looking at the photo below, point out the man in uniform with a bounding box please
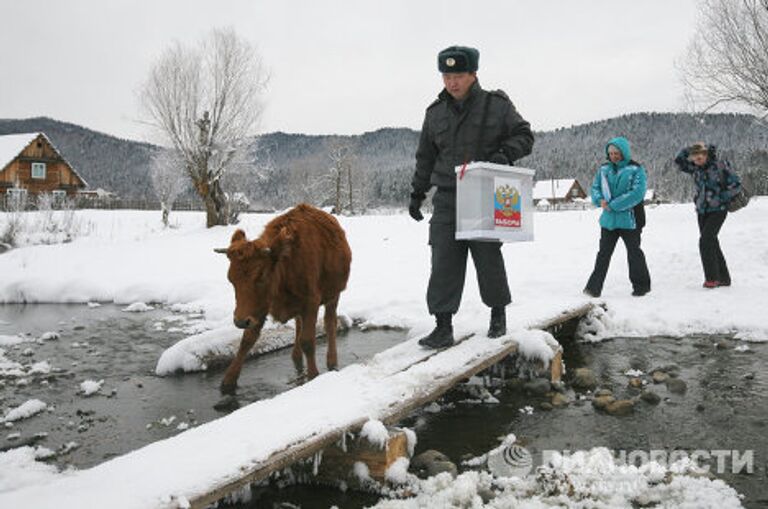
[409,45,534,349]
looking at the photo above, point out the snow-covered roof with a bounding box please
[79,187,115,198]
[0,133,40,171]
[0,132,88,187]
[533,179,578,200]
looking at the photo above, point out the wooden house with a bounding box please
[533,179,587,206]
[0,132,87,202]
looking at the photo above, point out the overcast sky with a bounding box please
[0,0,701,142]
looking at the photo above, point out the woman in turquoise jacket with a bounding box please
[584,137,651,297]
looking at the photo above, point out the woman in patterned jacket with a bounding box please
[675,142,742,288]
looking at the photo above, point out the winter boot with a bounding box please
[487,306,507,338]
[419,313,454,349]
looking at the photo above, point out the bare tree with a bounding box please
[679,0,768,115]
[324,139,359,214]
[149,149,187,227]
[141,27,268,227]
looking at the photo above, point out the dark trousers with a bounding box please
[586,228,651,295]
[697,210,730,283]
[427,222,511,315]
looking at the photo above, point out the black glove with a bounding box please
[489,150,510,165]
[409,193,424,222]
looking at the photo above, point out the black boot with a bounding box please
[487,306,506,338]
[419,313,454,349]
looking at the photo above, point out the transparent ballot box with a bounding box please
[454,162,535,242]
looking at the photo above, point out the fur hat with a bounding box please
[437,46,479,73]
[689,142,709,155]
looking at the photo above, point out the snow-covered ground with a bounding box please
[372,445,744,509]
[2,201,766,342]
[0,200,766,507]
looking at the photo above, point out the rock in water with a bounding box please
[411,449,457,479]
[665,378,688,394]
[640,390,661,405]
[523,378,552,396]
[550,393,569,408]
[572,368,598,390]
[592,395,615,410]
[605,399,635,416]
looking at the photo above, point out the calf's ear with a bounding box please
[270,227,294,261]
[231,229,247,243]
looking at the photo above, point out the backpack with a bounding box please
[628,160,646,229]
[719,164,750,212]
[633,201,646,229]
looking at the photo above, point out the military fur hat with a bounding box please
[437,46,479,73]
[689,142,709,155]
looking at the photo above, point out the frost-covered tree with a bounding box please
[321,139,364,214]
[326,140,352,214]
[679,0,768,115]
[141,27,268,227]
[149,149,187,227]
[0,190,26,248]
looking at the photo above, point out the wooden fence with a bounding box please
[0,194,205,212]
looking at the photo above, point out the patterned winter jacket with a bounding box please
[674,145,742,214]
[590,137,647,231]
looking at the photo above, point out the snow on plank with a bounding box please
[0,304,592,509]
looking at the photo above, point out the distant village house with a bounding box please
[78,188,117,201]
[0,132,87,205]
[533,179,587,208]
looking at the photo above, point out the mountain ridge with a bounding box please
[2,113,766,206]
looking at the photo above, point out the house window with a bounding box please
[31,162,47,179]
[52,190,67,205]
[6,188,28,208]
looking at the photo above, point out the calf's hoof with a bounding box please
[214,395,240,413]
[220,381,237,396]
[288,373,306,387]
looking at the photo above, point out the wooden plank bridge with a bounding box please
[0,303,594,509]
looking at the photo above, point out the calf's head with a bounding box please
[214,228,293,330]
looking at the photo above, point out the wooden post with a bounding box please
[317,428,409,484]
[550,349,563,383]
[533,345,564,383]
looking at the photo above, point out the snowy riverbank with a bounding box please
[2,201,766,343]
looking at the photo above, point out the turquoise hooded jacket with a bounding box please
[590,137,647,230]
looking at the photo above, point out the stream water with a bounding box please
[1,305,766,508]
[244,334,768,509]
[0,304,405,470]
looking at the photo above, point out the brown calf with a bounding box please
[214,204,352,395]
